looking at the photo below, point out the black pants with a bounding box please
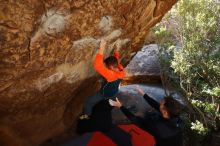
[77,100,132,146]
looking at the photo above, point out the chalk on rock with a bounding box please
[41,9,68,36]
[99,16,113,33]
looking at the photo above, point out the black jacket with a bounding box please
[120,94,183,146]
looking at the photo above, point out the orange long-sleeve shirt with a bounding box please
[94,50,125,82]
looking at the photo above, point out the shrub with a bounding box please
[154,0,220,144]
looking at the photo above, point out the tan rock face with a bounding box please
[0,0,177,145]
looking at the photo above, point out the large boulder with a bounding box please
[124,44,161,84]
[0,0,177,145]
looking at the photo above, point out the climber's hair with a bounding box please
[104,56,118,68]
[163,96,181,117]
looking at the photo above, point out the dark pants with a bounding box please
[77,100,132,146]
[84,91,107,116]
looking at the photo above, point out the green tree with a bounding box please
[154,0,220,144]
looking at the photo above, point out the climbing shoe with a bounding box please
[79,114,89,120]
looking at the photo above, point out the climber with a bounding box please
[110,86,184,146]
[80,39,125,119]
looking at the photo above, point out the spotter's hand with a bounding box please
[109,98,122,108]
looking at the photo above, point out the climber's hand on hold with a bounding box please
[99,39,107,54]
[99,39,106,54]
[115,40,120,51]
[113,40,120,52]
